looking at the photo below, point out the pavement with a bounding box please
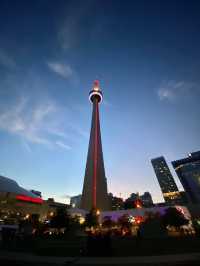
[0,250,200,265]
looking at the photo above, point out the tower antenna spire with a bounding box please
[81,81,109,211]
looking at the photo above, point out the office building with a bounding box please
[151,156,182,204]
[140,192,154,207]
[172,151,200,204]
[108,193,124,210]
[70,194,82,208]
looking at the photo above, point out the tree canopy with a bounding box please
[162,207,189,228]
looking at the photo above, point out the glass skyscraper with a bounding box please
[151,156,182,204]
[172,151,200,204]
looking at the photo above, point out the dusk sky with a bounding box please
[0,0,199,204]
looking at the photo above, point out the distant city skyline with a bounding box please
[0,0,199,203]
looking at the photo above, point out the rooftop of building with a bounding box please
[172,151,200,168]
[151,156,166,162]
[0,175,39,198]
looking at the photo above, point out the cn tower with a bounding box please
[81,81,109,211]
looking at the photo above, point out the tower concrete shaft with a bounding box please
[81,81,109,211]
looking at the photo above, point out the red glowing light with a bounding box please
[135,199,142,208]
[16,195,43,204]
[135,216,143,224]
[94,80,100,88]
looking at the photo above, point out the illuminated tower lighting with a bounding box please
[81,80,109,211]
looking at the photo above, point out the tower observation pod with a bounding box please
[81,81,110,211]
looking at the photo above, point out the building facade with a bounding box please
[124,192,153,209]
[172,151,200,204]
[70,194,82,208]
[151,156,182,204]
[108,193,124,210]
[81,81,109,211]
[140,192,154,207]
[124,193,139,209]
[0,175,69,222]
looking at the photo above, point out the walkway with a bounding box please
[0,250,200,265]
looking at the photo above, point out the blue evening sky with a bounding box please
[0,0,199,203]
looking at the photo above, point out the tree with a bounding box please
[139,212,167,238]
[50,207,70,229]
[192,219,200,236]
[117,214,131,229]
[162,207,189,228]
[102,216,114,228]
[85,208,99,227]
[124,199,135,209]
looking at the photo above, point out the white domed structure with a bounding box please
[0,175,38,198]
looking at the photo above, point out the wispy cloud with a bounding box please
[157,80,196,102]
[68,123,89,139]
[57,2,94,51]
[0,97,53,146]
[0,48,16,69]
[58,19,77,51]
[0,94,90,152]
[47,62,73,79]
[103,99,113,108]
[47,128,68,139]
[47,61,79,86]
[0,97,71,151]
[55,140,71,150]
[21,140,32,153]
[58,8,83,51]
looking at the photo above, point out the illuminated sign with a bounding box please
[16,194,43,204]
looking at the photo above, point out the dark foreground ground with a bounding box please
[3,236,199,256]
[1,236,200,265]
[0,252,200,266]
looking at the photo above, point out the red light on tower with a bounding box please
[94,80,100,87]
[93,80,100,92]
